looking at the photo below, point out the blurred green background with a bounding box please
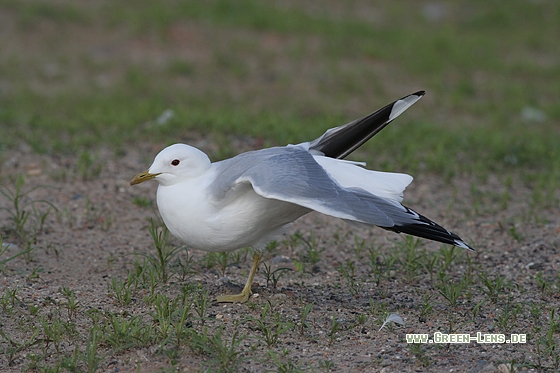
[1,0,559,179]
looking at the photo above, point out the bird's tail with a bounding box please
[308,91,425,159]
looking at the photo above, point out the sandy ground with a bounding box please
[1,141,559,372]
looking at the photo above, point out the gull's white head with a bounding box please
[130,143,211,186]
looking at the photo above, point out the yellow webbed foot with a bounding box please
[216,289,251,303]
[216,252,262,304]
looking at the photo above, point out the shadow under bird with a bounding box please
[130,91,474,303]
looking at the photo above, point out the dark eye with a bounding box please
[171,159,180,166]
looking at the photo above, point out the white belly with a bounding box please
[156,179,309,252]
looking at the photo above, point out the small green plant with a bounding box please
[471,299,486,321]
[319,359,335,373]
[57,206,75,228]
[508,224,524,242]
[528,301,542,329]
[61,287,80,320]
[498,190,511,210]
[355,313,367,325]
[367,245,394,287]
[301,231,323,265]
[462,254,476,286]
[438,245,460,272]
[369,298,388,319]
[207,327,246,373]
[291,231,324,270]
[0,174,57,261]
[261,261,291,289]
[150,293,178,342]
[419,291,434,318]
[143,266,160,299]
[535,271,552,295]
[495,295,522,333]
[131,196,153,208]
[336,259,363,296]
[328,314,341,345]
[396,236,424,283]
[285,232,303,254]
[0,286,20,313]
[267,350,306,373]
[201,250,244,277]
[188,326,211,355]
[175,247,195,281]
[215,251,237,277]
[436,276,468,308]
[479,272,510,303]
[82,329,103,373]
[190,325,247,373]
[248,301,294,347]
[268,350,308,373]
[172,295,193,349]
[40,315,66,354]
[0,235,33,273]
[352,235,367,257]
[534,308,560,370]
[102,312,154,349]
[423,252,439,280]
[407,343,431,367]
[263,240,280,256]
[0,327,40,367]
[84,198,113,231]
[193,286,210,327]
[108,276,133,306]
[293,259,305,273]
[299,301,314,335]
[77,151,103,181]
[140,218,184,283]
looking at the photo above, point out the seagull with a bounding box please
[130,91,473,303]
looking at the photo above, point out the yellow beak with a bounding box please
[130,170,161,186]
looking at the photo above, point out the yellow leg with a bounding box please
[216,253,263,303]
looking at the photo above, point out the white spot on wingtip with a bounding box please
[388,94,423,122]
[455,240,475,251]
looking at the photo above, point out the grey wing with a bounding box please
[234,147,404,228]
[234,147,473,250]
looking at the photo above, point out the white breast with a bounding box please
[156,174,308,252]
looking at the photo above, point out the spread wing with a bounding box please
[308,91,425,159]
[228,147,472,250]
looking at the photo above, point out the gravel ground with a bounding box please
[1,141,559,373]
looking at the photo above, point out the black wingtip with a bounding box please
[387,206,474,252]
[308,91,425,159]
[391,222,474,251]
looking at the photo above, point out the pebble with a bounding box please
[271,293,287,301]
[271,255,293,265]
[215,276,230,286]
[26,164,42,176]
[380,358,392,367]
[480,363,497,372]
[526,262,542,270]
[2,242,21,251]
[497,364,514,373]
[469,360,491,373]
